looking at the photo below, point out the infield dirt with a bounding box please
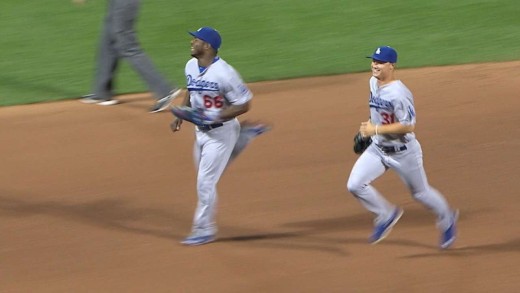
[1,61,519,292]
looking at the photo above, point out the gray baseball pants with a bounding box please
[93,0,173,100]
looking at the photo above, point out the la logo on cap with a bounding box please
[376,48,381,54]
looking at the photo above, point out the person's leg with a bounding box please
[347,145,403,243]
[91,12,118,100]
[188,122,240,241]
[391,140,457,248]
[228,121,271,162]
[111,0,174,100]
[391,140,454,229]
[347,145,394,224]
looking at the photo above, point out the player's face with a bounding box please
[371,59,394,81]
[190,38,207,58]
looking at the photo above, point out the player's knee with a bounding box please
[411,192,422,201]
[346,177,364,195]
[411,188,431,202]
[115,45,142,57]
[197,180,216,195]
[114,37,142,57]
[197,181,210,193]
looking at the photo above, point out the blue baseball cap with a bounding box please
[189,27,222,51]
[367,46,398,63]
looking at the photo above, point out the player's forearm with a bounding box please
[219,102,250,121]
[376,123,415,135]
[181,90,191,107]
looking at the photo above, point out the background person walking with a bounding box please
[75,0,180,112]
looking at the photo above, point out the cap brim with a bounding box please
[188,31,210,46]
[367,55,382,61]
[366,55,392,63]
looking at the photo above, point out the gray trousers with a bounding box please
[93,0,173,100]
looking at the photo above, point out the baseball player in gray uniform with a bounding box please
[346,46,458,249]
[171,27,270,246]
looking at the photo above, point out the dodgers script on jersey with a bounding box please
[369,76,416,146]
[185,57,252,117]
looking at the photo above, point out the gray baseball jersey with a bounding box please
[368,77,416,146]
[347,77,454,232]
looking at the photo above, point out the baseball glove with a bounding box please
[171,106,212,127]
[353,132,372,154]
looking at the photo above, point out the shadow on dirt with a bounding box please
[0,193,187,240]
[400,238,520,259]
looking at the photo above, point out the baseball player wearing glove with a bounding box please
[346,46,458,249]
[170,27,270,246]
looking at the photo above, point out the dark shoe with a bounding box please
[149,88,182,113]
[80,94,118,106]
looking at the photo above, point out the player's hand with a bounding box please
[360,120,375,137]
[170,118,183,133]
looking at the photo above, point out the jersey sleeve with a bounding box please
[221,66,252,105]
[392,92,416,125]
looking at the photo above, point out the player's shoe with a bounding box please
[370,207,404,244]
[80,94,118,106]
[150,88,182,113]
[240,121,272,138]
[181,234,216,246]
[440,210,459,249]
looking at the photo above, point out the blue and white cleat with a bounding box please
[370,207,404,244]
[440,210,459,249]
[181,234,216,246]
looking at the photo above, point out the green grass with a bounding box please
[0,0,518,106]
